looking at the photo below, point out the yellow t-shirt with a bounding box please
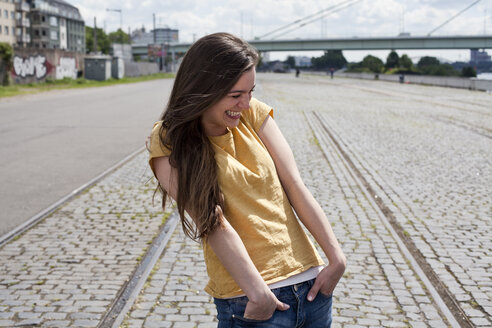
[148,98,324,298]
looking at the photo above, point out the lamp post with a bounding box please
[106,8,122,43]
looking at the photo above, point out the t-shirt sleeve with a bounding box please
[244,97,274,132]
[148,121,171,176]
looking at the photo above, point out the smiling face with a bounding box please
[201,68,256,136]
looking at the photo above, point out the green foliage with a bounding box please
[362,55,384,73]
[345,63,372,73]
[85,26,111,54]
[346,52,470,78]
[385,50,400,69]
[417,56,441,69]
[311,50,347,70]
[411,56,459,76]
[0,73,175,99]
[285,55,296,68]
[461,66,477,77]
[108,29,131,44]
[0,42,13,86]
[399,54,413,70]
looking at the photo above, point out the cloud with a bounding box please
[70,0,488,42]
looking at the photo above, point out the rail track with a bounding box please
[305,110,478,327]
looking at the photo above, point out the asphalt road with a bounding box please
[0,79,174,236]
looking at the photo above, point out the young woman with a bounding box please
[148,32,346,327]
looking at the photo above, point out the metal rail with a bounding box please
[306,111,473,328]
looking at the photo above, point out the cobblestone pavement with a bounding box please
[1,74,490,327]
[122,74,490,327]
[0,152,171,327]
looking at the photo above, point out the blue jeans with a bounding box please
[214,278,333,327]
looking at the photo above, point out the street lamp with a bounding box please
[106,8,123,43]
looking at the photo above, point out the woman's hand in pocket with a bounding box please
[243,290,289,320]
[307,255,346,301]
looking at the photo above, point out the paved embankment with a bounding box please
[0,79,172,237]
[1,73,490,327]
[0,152,171,327]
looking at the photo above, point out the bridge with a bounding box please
[132,35,492,57]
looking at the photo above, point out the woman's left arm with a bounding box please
[259,115,346,301]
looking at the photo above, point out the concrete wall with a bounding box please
[336,72,492,92]
[123,61,159,77]
[12,48,83,84]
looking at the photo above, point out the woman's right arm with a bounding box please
[152,156,289,320]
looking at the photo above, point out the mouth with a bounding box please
[225,110,241,120]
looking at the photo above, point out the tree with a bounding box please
[399,54,413,70]
[285,56,296,68]
[85,26,111,54]
[108,28,131,44]
[311,50,347,70]
[417,56,440,69]
[361,55,384,73]
[461,66,477,77]
[386,50,400,69]
[0,42,13,85]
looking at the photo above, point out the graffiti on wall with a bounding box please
[56,57,77,79]
[13,55,49,79]
[12,54,78,81]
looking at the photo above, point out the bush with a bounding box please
[417,56,441,70]
[385,50,400,70]
[461,66,477,77]
[399,54,413,70]
[0,42,13,86]
[361,55,384,73]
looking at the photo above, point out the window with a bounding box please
[41,29,46,36]
[0,27,2,35]
[11,11,14,19]
[41,15,45,22]
[4,26,9,35]
[50,30,57,40]
[60,18,65,27]
[49,16,57,26]
[4,10,8,18]
[16,27,21,36]
[35,29,39,36]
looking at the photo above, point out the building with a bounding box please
[0,0,17,46]
[131,26,179,46]
[294,56,312,68]
[15,0,31,47]
[26,0,84,52]
[470,49,491,65]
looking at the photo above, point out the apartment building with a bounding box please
[0,0,16,45]
[28,0,84,52]
[15,0,30,47]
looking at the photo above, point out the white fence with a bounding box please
[334,72,492,92]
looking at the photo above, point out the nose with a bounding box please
[238,94,250,110]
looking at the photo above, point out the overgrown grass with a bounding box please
[0,72,175,99]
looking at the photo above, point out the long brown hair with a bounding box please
[158,33,258,240]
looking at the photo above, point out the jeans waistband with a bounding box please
[214,278,315,304]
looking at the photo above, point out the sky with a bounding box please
[70,0,492,63]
